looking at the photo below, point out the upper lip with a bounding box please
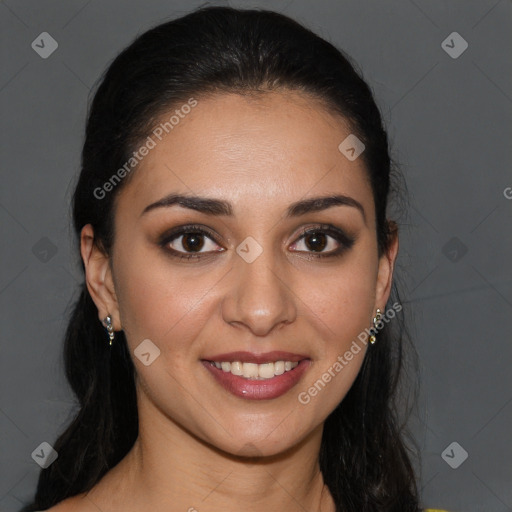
[202,351,309,364]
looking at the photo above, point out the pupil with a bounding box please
[183,233,204,252]
[305,232,326,252]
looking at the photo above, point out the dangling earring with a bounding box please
[369,308,382,345]
[103,315,115,346]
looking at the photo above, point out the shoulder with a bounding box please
[34,493,96,512]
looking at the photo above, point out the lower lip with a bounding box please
[201,360,311,400]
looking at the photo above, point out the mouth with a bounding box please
[201,351,311,400]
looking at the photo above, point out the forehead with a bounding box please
[116,90,373,217]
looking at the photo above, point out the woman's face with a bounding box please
[85,90,397,457]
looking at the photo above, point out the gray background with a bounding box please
[1,1,511,511]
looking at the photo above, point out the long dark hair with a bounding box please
[21,6,420,511]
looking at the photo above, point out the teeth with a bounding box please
[210,360,299,379]
[274,361,285,375]
[242,362,259,378]
[230,361,243,376]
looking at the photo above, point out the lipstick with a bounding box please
[201,352,311,400]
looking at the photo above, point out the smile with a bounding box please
[208,360,299,379]
[201,353,311,400]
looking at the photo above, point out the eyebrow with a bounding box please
[141,193,366,223]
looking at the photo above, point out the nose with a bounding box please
[221,244,297,337]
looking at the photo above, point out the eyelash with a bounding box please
[158,223,355,262]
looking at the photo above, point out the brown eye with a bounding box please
[290,224,356,259]
[159,224,224,260]
[167,231,220,254]
[180,233,206,252]
[293,231,338,254]
[303,232,328,252]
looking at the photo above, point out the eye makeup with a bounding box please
[157,222,356,262]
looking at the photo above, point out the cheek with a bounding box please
[295,270,374,419]
[301,257,377,350]
[112,248,218,356]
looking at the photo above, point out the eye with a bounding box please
[289,224,355,259]
[158,223,355,262]
[159,224,224,260]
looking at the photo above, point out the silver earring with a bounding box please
[369,308,382,345]
[103,315,115,346]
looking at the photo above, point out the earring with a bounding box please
[369,308,382,345]
[103,315,115,346]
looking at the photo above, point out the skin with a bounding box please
[52,90,398,512]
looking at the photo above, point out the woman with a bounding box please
[21,5,447,512]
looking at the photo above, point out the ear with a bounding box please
[80,224,121,331]
[374,220,399,311]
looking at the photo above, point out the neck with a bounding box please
[83,391,335,512]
